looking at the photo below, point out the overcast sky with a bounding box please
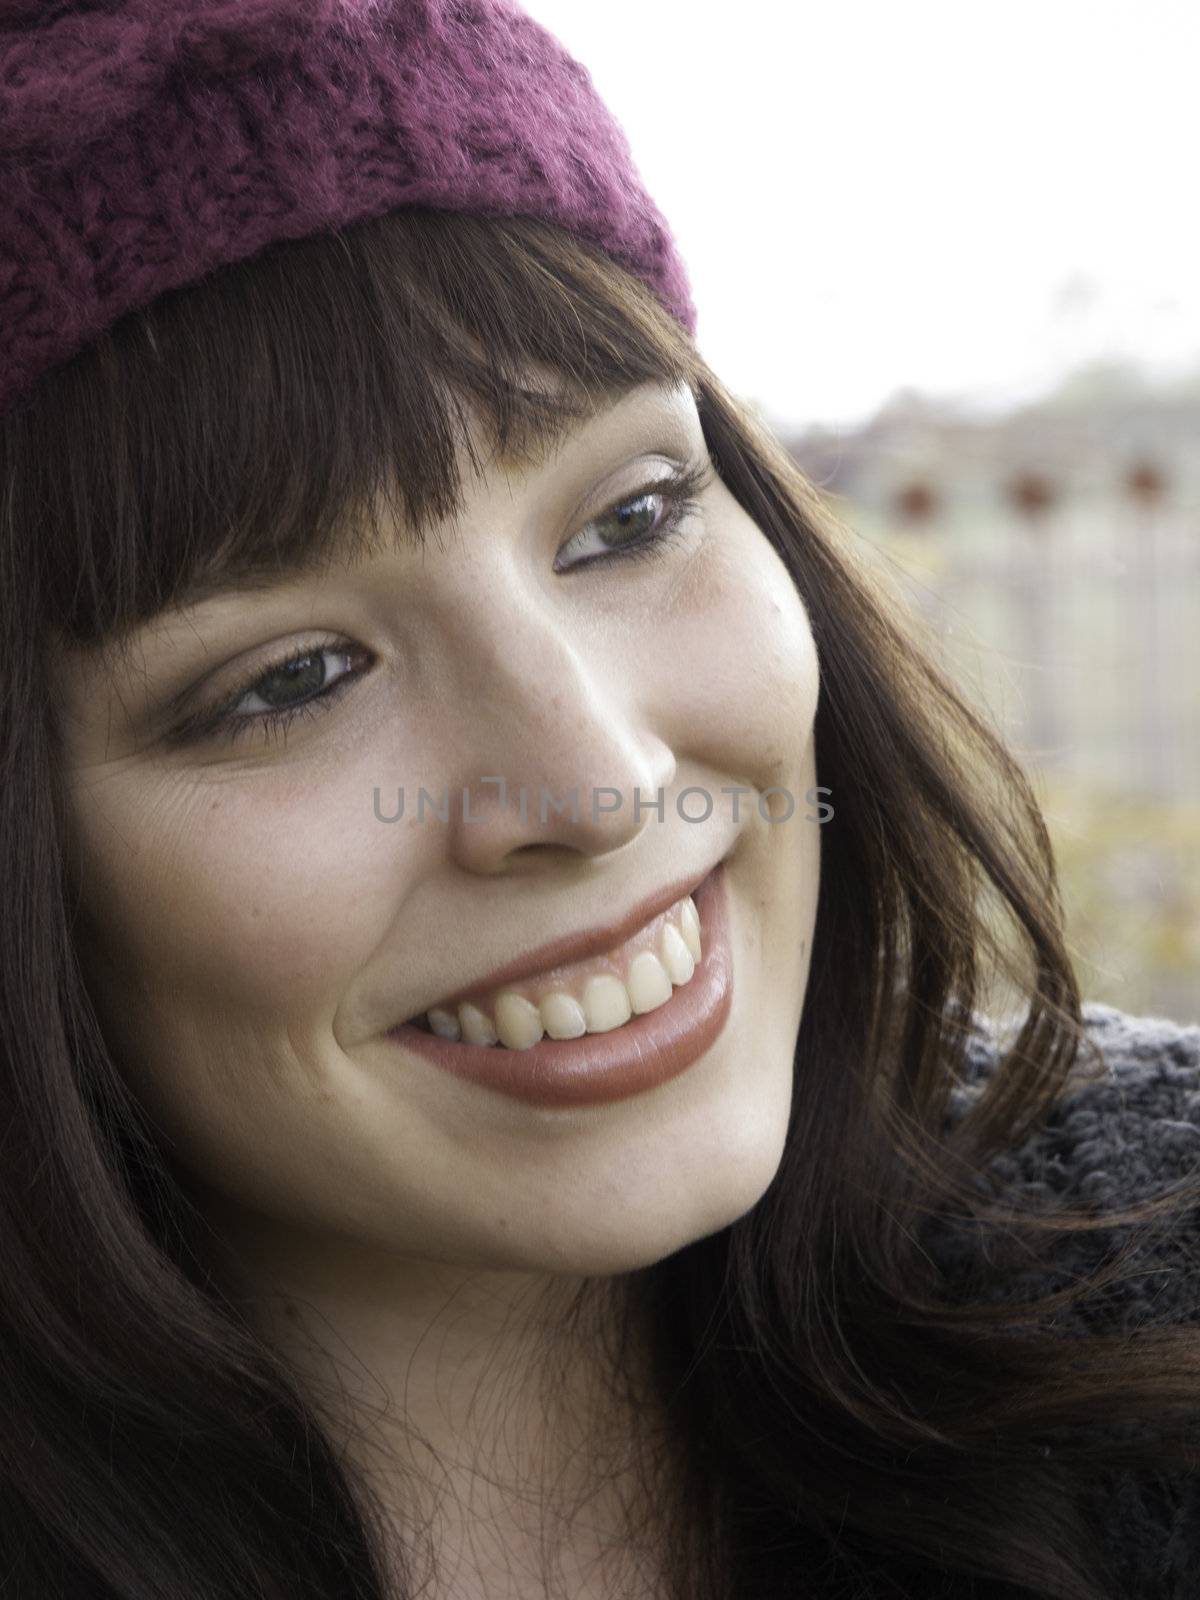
[520,0,1200,435]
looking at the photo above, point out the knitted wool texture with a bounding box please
[930,1001,1200,1597]
[933,1001,1200,1326]
[0,0,697,424]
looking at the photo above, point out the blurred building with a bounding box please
[785,358,1200,531]
[780,359,1200,1023]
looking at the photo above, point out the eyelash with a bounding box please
[170,457,715,749]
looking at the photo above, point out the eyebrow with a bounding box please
[159,381,695,615]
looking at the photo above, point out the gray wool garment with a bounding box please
[925,1000,1200,1600]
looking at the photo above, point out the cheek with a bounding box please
[68,771,399,1052]
[645,508,819,783]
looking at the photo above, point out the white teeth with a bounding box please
[625,950,674,1014]
[679,896,702,963]
[659,922,696,985]
[427,1005,462,1040]
[494,993,544,1051]
[581,973,633,1033]
[459,1002,499,1046]
[540,992,588,1039]
[414,890,707,1049]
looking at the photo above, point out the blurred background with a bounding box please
[525,0,1198,1023]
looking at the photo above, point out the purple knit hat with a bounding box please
[0,0,697,424]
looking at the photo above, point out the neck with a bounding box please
[196,1198,683,1598]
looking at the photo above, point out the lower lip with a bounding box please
[385,862,733,1109]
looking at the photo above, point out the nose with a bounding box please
[440,594,677,873]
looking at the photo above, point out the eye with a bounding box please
[553,457,714,573]
[162,455,717,750]
[165,639,371,748]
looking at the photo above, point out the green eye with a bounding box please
[553,458,714,573]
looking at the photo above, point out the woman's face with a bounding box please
[51,376,821,1279]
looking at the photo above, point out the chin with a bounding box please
[504,1125,789,1279]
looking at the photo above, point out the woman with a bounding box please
[2,2,1198,1596]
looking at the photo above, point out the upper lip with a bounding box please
[397,860,721,1024]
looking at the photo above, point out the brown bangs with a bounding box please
[6,207,704,662]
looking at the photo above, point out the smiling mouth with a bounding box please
[401,880,709,1052]
[384,862,733,1109]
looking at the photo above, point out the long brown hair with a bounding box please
[4,206,1199,1598]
